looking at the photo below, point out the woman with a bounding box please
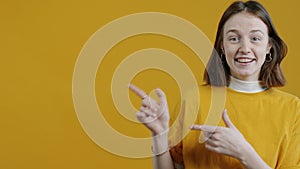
[129,1,300,169]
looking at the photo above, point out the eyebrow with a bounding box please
[225,29,265,35]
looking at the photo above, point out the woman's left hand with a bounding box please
[190,109,253,160]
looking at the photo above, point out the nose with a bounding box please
[239,39,251,54]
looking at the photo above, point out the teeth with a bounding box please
[236,58,254,63]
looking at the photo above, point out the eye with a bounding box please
[252,37,260,42]
[229,37,239,42]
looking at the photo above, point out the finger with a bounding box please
[128,84,148,99]
[155,88,168,115]
[190,125,218,133]
[189,124,202,130]
[204,132,215,140]
[142,97,158,112]
[205,143,220,153]
[208,133,220,141]
[155,88,166,105]
[206,137,219,146]
[136,112,146,122]
[136,112,156,124]
[222,109,235,129]
[140,106,157,117]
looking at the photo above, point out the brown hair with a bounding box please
[204,0,288,87]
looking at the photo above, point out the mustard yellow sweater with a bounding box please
[169,85,300,169]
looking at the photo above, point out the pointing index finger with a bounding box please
[128,84,147,99]
[190,125,218,133]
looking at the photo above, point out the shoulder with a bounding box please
[268,88,300,119]
[267,88,300,103]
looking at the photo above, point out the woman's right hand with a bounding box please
[128,84,170,135]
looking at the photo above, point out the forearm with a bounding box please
[152,132,174,169]
[239,143,271,169]
[153,152,174,169]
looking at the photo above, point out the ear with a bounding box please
[221,42,225,54]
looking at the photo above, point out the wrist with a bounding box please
[238,142,271,169]
[152,131,169,156]
[152,124,169,136]
[237,141,255,165]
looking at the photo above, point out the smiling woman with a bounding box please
[204,0,287,87]
[129,1,299,169]
[222,12,272,81]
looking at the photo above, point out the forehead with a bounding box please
[223,11,268,34]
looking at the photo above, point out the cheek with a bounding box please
[225,55,235,68]
[223,43,236,57]
[223,47,236,66]
[224,48,236,61]
[256,48,268,62]
[258,54,266,65]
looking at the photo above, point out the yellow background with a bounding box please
[1,0,299,168]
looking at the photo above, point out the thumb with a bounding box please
[222,109,235,129]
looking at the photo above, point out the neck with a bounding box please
[228,76,266,93]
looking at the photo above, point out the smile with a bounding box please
[234,58,256,63]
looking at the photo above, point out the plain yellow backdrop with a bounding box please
[1,0,299,169]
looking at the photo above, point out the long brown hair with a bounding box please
[204,0,287,87]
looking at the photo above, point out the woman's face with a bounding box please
[222,11,271,81]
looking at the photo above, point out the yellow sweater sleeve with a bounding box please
[277,100,300,169]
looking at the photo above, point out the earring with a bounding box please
[220,53,225,59]
[265,53,272,62]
